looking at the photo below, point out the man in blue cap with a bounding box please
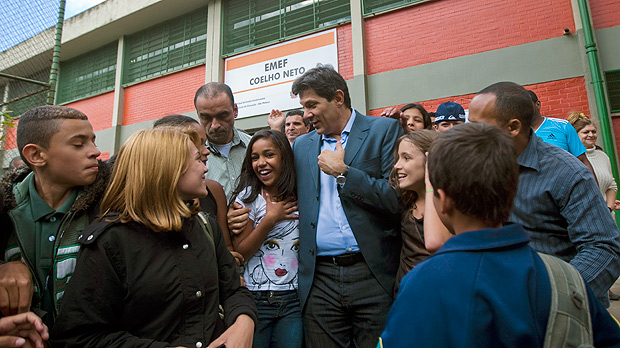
[433,101,466,133]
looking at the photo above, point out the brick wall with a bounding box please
[369,77,590,120]
[337,24,353,79]
[123,65,205,126]
[364,0,575,75]
[3,118,18,150]
[65,91,115,132]
[590,0,620,30]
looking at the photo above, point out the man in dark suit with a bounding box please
[291,65,402,347]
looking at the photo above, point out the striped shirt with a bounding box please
[510,131,620,307]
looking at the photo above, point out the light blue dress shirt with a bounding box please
[316,110,360,256]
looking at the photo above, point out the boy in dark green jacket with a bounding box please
[0,105,110,328]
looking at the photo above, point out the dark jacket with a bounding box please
[0,161,111,323]
[50,214,257,348]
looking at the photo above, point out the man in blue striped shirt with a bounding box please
[467,82,620,307]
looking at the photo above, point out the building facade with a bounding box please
[2,0,619,165]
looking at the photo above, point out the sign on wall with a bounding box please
[224,29,338,118]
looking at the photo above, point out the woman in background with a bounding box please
[568,112,617,214]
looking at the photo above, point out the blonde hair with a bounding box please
[100,127,199,232]
[567,111,594,133]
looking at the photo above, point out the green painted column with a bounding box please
[46,0,66,105]
[577,0,620,226]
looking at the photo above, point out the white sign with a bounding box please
[224,29,338,118]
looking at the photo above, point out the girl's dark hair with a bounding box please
[400,103,432,130]
[230,130,297,205]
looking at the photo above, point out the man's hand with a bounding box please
[207,314,254,348]
[318,141,347,177]
[380,107,402,120]
[227,203,251,235]
[0,262,33,316]
[0,312,48,348]
[267,109,285,132]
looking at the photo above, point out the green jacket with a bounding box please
[0,161,111,324]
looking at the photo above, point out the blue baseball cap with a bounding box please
[434,101,466,123]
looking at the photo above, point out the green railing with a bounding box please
[222,0,350,56]
[123,8,208,85]
[57,42,117,104]
[606,70,620,113]
[362,0,425,15]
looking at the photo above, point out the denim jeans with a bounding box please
[251,290,303,348]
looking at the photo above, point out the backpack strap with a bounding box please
[538,252,594,348]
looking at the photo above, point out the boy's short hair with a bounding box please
[16,105,88,164]
[428,122,519,226]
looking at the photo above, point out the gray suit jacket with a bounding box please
[292,111,403,310]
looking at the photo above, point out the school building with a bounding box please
[1,0,619,165]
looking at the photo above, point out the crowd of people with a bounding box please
[0,65,620,348]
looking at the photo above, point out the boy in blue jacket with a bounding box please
[378,122,620,347]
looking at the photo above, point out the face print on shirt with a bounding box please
[250,220,299,289]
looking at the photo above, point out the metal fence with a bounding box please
[0,0,62,175]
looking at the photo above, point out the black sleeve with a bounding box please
[210,215,258,327]
[50,233,169,348]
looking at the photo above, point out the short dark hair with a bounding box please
[400,103,432,129]
[284,109,311,127]
[194,82,235,106]
[291,65,351,109]
[478,82,534,130]
[16,105,88,164]
[230,130,297,205]
[526,90,538,103]
[428,122,519,227]
[153,114,199,128]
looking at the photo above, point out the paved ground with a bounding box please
[608,279,620,320]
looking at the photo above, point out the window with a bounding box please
[123,8,208,84]
[362,0,425,15]
[223,0,350,55]
[606,70,620,113]
[57,42,117,104]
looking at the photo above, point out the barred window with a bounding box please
[123,8,207,84]
[223,0,350,56]
[362,0,425,15]
[57,42,117,104]
[606,70,620,113]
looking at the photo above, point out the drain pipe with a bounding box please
[46,0,66,105]
[577,0,620,225]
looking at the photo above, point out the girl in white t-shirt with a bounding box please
[230,130,301,348]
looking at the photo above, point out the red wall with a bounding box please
[65,91,115,132]
[369,77,590,120]
[364,0,575,75]
[591,0,620,29]
[337,24,353,80]
[123,65,205,126]
[3,118,18,150]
